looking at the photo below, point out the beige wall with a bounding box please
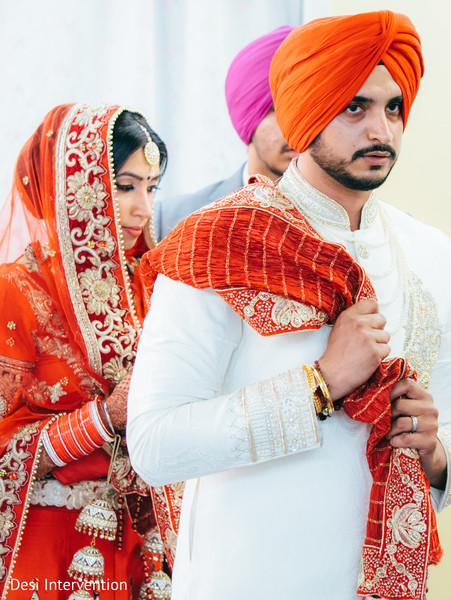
[328,1,451,596]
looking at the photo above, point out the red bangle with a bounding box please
[44,396,114,465]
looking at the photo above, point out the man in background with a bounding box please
[154,25,297,241]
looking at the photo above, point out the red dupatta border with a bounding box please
[54,104,141,385]
[142,176,441,599]
[150,483,185,570]
[0,418,55,598]
[344,360,441,598]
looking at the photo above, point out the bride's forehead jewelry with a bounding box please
[138,124,160,171]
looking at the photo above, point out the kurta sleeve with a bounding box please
[127,274,320,486]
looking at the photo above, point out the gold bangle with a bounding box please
[312,362,334,416]
[302,364,326,417]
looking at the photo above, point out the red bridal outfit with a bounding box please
[0,104,160,599]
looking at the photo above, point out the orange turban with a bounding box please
[269,10,424,153]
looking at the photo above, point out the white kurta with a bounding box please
[128,162,451,600]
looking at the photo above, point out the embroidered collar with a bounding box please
[278,160,378,231]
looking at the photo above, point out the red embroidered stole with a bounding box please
[143,179,375,326]
[0,420,49,596]
[141,176,441,598]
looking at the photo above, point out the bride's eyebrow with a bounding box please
[116,172,143,181]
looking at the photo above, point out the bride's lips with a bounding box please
[122,226,143,237]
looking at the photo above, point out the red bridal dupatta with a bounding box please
[141,176,441,600]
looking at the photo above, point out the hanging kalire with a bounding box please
[75,497,117,540]
[67,542,105,583]
[138,528,172,600]
[142,571,172,600]
[66,434,172,599]
[66,436,121,598]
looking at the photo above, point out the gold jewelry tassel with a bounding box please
[74,435,121,540]
[141,571,172,600]
[75,497,117,540]
[67,435,121,594]
[138,528,172,599]
[67,542,104,583]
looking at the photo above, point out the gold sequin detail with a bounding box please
[22,176,29,185]
[46,129,54,137]
[6,338,15,347]
[7,321,16,330]
[403,271,441,390]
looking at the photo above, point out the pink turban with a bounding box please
[269,11,424,154]
[225,25,294,145]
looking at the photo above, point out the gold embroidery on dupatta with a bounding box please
[3,266,95,399]
[0,423,40,582]
[242,291,328,332]
[5,263,65,339]
[253,186,298,222]
[0,356,34,418]
[151,482,185,567]
[55,105,138,383]
[24,244,54,273]
[107,108,144,332]
[359,270,442,597]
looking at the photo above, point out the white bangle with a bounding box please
[90,398,115,442]
[102,400,115,434]
[41,428,67,468]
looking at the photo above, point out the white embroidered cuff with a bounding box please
[241,367,319,463]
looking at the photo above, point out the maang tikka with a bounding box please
[137,123,160,249]
[138,124,160,172]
